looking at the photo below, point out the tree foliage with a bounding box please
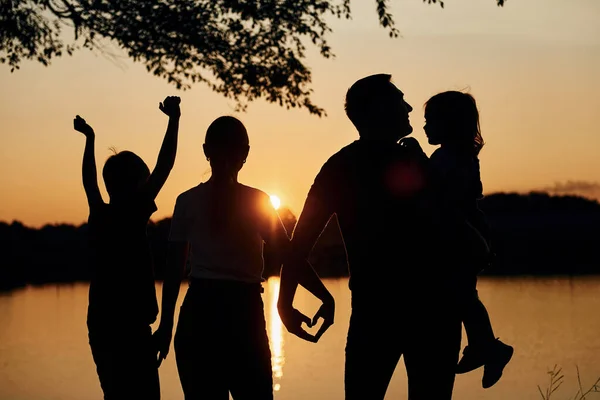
[1,0,505,116]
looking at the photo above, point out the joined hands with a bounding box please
[278,296,335,343]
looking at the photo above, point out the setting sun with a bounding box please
[270,195,281,210]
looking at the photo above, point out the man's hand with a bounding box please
[278,304,319,343]
[311,295,335,342]
[159,96,181,118]
[73,115,94,137]
[278,295,335,343]
[152,323,173,367]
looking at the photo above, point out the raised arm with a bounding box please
[73,116,104,209]
[144,96,181,200]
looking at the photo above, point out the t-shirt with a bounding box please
[169,182,288,283]
[300,139,435,293]
[86,192,159,327]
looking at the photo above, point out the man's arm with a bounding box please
[278,163,338,342]
[144,96,181,200]
[278,196,334,306]
[73,116,104,209]
[281,196,336,341]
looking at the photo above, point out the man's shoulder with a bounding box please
[319,141,360,172]
[334,140,362,159]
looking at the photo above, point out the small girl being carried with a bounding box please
[406,90,513,389]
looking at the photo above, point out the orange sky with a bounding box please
[1,0,599,228]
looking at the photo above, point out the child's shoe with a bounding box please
[482,339,514,388]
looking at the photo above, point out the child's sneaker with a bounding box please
[456,344,487,374]
[482,339,514,388]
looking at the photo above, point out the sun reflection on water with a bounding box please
[267,277,284,391]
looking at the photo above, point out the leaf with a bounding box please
[1,0,504,115]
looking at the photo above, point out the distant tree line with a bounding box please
[478,192,600,275]
[1,192,599,292]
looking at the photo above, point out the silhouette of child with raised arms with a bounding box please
[421,90,513,388]
[153,116,332,399]
[73,95,181,400]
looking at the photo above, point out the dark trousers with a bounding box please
[174,279,273,400]
[344,291,462,400]
[88,323,160,400]
[460,275,496,348]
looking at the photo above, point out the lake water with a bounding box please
[1,277,600,400]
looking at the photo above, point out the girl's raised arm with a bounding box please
[145,96,181,200]
[74,115,104,209]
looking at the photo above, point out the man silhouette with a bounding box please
[278,74,463,399]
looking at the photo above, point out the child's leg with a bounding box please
[457,274,514,388]
[121,325,160,400]
[88,329,118,399]
[90,324,160,400]
[462,290,496,348]
[456,275,496,374]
